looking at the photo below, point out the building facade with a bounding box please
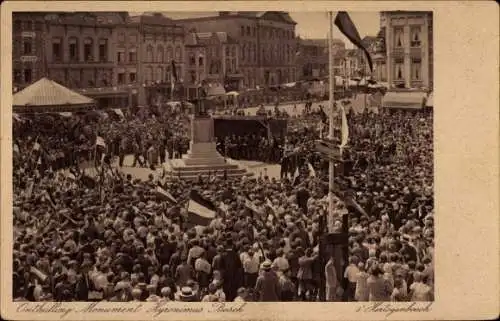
[381,11,433,90]
[184,32,240,98]
[176,11,298,89]
[12,13,49,91]
[13,12,187,108]
[129,13,185,105]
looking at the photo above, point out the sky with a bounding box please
[142,11,381,48]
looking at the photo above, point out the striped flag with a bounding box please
[155,185,177,204]
[245,198,264,216]
[187,190,216,226]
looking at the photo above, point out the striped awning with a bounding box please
[382,91,427,109]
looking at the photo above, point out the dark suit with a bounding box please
[75,273,91,301]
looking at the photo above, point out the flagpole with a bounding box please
[328,11,335,233]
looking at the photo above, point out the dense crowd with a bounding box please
[12,101,434,303]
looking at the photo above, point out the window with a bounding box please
[242,44,246,61]
[253,27,256,37]
[129,72,136,82]
[190,71,196,83]
[175,46,181,61]
[117,72,125,85]
[23,40,32,55]
[411,58,421,80]
[394,59,404,80]
[128,49,137,63]
[225,47,230,57]
[146,46,154,62]
[411,27,421,47]
[24,68,32,83]
[157,67,163,82]
[84,38,93,62]
[14,20,22,32]
[69,38,79,62]
[198,55,204,66]
[241,26,245,36]
[246,26,251,36]
[157,46,164,63]
[99,39,108,62]
[189,54,196,66]
[52,38,62,61]
[13,69,21,83]
[117,51,125,63]
[394,28,404,48]
[167,46,173,61]
[146,67,153,82]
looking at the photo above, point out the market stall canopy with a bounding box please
[13,77,95,113]
[426,92,433,107]
[206,84,226,96]
[382,91,427,109]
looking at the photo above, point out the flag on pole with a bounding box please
[171,60,178,93]
[187,190,216,226]
[340,105,349,148]
[334,11,373,73]
[307,162,317,177]
[96,136,106,148]
[318,105,328,124]
[155,185,178,204]
[245,198,264,216]
[292,167,300,186]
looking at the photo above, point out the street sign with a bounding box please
[315,139,342,160]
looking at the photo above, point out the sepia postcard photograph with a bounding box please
[0,1,498,321]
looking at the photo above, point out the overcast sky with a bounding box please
[150,12,381,48]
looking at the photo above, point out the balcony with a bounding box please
[48,57,114,69]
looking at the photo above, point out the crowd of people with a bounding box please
[12,99,434,303]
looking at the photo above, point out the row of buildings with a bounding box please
[13,10,433,108]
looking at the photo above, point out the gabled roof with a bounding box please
[13,77,95,108]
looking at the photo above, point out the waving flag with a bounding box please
[334,12,373,73]
[155,185,177,204]
[307,162,317,177]
[340,105,349,148]
[187,190,216,226]
[171,60,178,94]
[292,167,300,186]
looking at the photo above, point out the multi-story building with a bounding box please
[129,13,185,105]
[296,37,345,81]
[40,12,135,108]
[184,32,239,98]
[381,11,433,90]
[175,11,298,89]
[14,12,187,108]
[12,13,48,91]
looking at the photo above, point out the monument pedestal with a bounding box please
[165,116,248,180]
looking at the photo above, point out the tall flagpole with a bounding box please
[328,11,335,233]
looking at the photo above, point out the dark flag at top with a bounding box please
[334,12,373,73]
[171,60,178,94]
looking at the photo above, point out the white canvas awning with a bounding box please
[382,91,427,109]
[426,92,433,107]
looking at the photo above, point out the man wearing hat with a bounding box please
[254,260,280,302]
